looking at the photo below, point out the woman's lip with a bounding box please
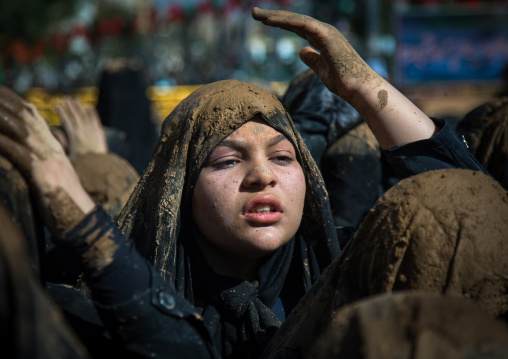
[243,211,283,224]
[243,195,283,224]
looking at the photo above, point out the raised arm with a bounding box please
[0,85,94,234]
[252,8,436,150]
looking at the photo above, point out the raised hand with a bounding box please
[57,97,108,157]
[252,7,436,149]
[0,86,95,235]
[251,8,379,100]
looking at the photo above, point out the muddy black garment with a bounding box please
[54,82,485,359]
[282,70,382,227]
[281,69,364,164]
[0,161,90,359]
[455,96,508,189]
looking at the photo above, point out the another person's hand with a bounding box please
[57,97,108,157]
[251,8,378,101]
[0,86,95,235]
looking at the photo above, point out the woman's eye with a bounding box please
[212,159,239,169]
[272,155,294,165]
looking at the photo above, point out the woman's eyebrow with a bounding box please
[267,134,289,147]
[216,134,288,150]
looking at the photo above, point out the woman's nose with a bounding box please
[243,163,276,188]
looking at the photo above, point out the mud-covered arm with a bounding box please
[61,207,218,359]
[0,85,95,235]
[382,119,487,179]
[252,8,436,150]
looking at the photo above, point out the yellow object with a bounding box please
[23,85,203,126]
[23,82,288,127]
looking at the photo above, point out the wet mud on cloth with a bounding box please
[262,168,508,358]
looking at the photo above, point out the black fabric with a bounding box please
[0,202,90,359]
[60,206,150,305]
[96,66,159,174]
[282,70,382,227]
[281,69,363,164]
[455,96,508,189]
[384,119,486,179]
[117,80,341,358]
[189,235,293,358]
[93,266,219,359]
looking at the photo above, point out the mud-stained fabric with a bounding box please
[456,96,508,188]
[71,152,140,220]
[337,168,508,316]
[117,80,340,358]
[261,168,508,358]
[0,203,90,359]
[310,292,508,359]
[0,155,44,276]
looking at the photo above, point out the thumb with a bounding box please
[299,46,321,72]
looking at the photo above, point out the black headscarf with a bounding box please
[117,80,340,358]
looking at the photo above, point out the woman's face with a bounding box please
[192,118,306,262]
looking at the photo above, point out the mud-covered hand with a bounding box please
[58,97,108,157]
[251,8,378,100]
[252,7,436,150]
[0,86,95,235]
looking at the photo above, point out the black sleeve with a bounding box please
[61,207,219,359]
[383,119,488,179]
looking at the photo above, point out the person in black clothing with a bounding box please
[281,69,382,227]
[96,58,159,174]
[0,7,494,359]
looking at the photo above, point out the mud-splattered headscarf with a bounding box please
[117,80,340,357]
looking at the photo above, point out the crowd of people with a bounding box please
[0,7,508,359]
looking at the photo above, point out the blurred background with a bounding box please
[1,0,507,123]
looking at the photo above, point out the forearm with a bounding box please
[335,68,436,150]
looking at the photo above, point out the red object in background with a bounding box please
[167,4,185,22]
[96,16,125,37]
[49,31,70,54]
[199,1,214,15]
[8,39,45,65]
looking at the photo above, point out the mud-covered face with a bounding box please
[192,118,306,267]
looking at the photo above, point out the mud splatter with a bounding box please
[46,188,85,234]
[377,89,388,110]
[251,124,266,133]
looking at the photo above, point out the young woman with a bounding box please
[0,8,486,359]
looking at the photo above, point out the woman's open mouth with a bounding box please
[243,196,283,224]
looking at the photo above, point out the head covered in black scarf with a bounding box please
[117,79,340,357]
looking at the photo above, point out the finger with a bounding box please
[0,132,34,177]
[252,8,330,48]
[68,98,88,124]
[58,99,81,136]
[57,103,75,133]
[0,86,29,116]
[299,47,322,71]
[86,107,108,153]
[86,106,101,129]
[252,8,296,20]
[0,108,30,140]
[64,97,80,131]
